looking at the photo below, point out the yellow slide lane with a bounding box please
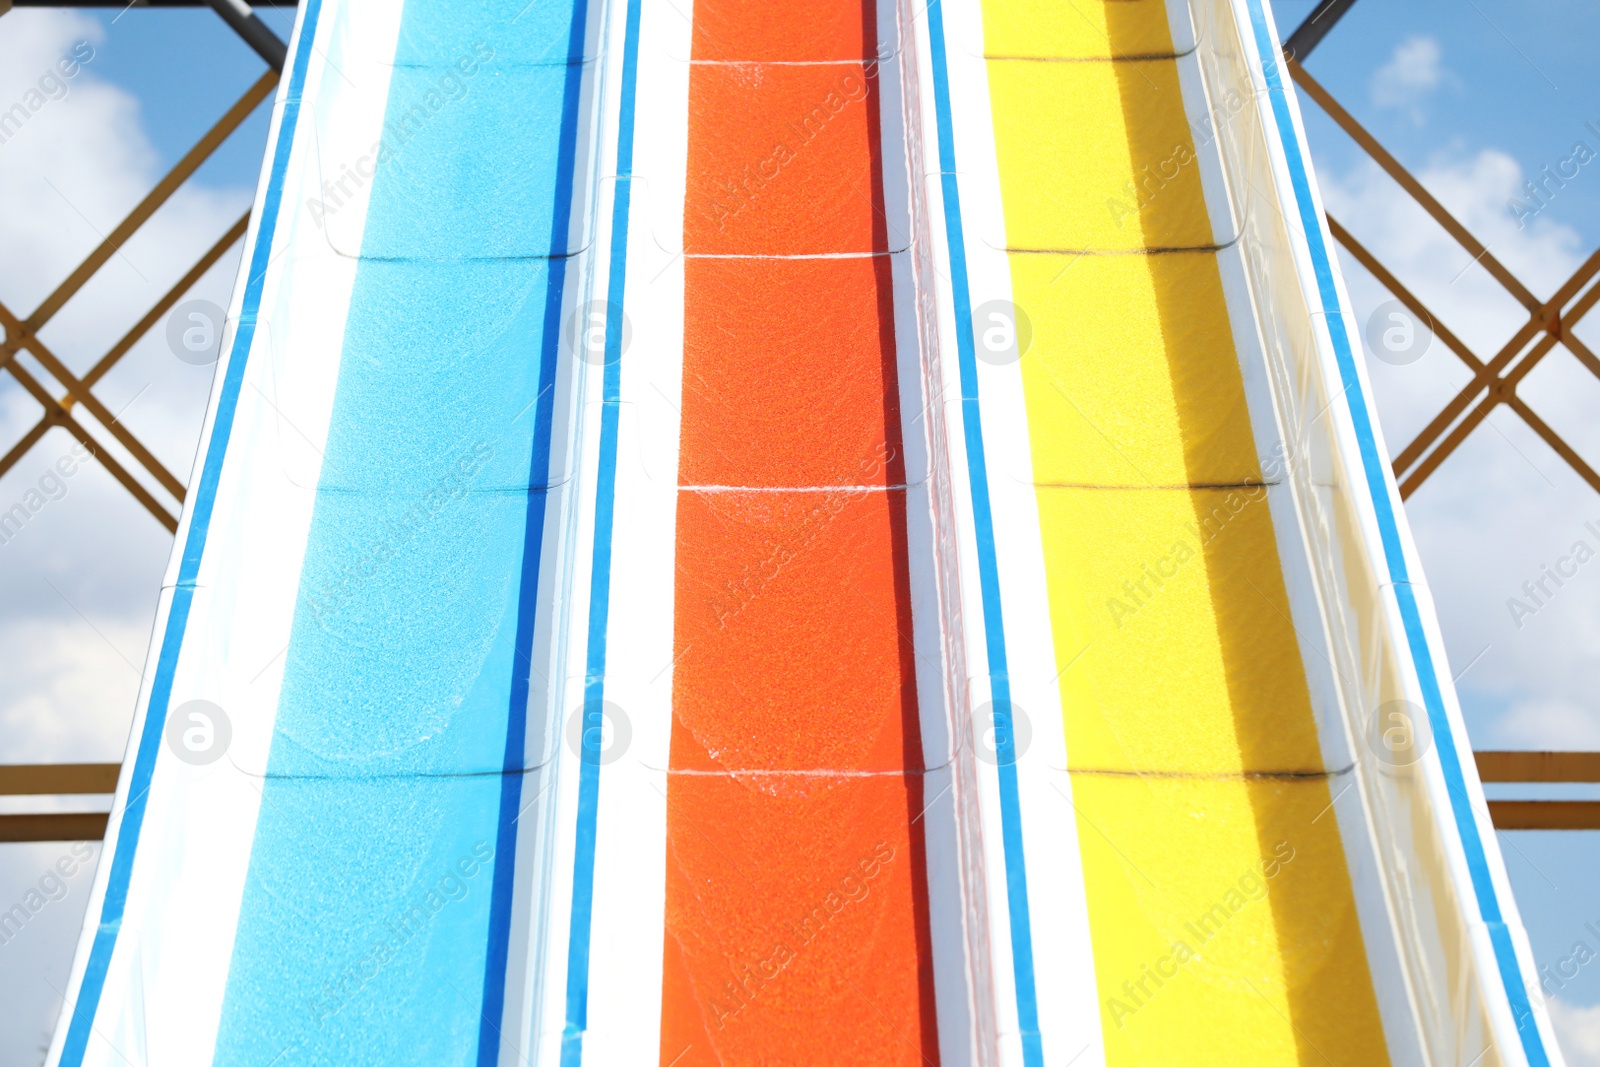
[980,0,1392,1061]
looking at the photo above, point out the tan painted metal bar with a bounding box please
[21,72,277,336]
[0,72,267,531]
[1292,56,1600,497]
[1327,213,1600,498]
[1477,752,1600,829]
[1390,250,1600,478]
[1488,802,1600,831]
[8,754,1594,840]
[0,765,117,842]
[1499,277,1600,395]
[1477,750,1600,783]
[0,763,120,795]
[0,213,246,516]
[0,813,110,844]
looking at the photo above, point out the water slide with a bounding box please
[45,0,1564,1064]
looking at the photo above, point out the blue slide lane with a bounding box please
[212,0,590,1062]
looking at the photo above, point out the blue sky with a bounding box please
[1272,0,1600,242]
[70,6,280,193]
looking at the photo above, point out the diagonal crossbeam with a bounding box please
[0,301,185,501]
[0,360,177,530]
[1329,219,1600,496]
[1386,252,1600,492]
[1396,261,1600,496]
[0,214,250,529]
[1282,0,1361,63]
[1288,58,1600,498]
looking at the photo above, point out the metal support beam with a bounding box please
[1282,0,1360,61]
[1291,61,1537,311]
[73,212,251,405]
[0,763,120,795]
[204,0,286,71]
[0,813,110,844]
[23,71,276,334]
[1476,752,1600,830]
[0,301,188,503]
[0,764,118,844]
[24,756,1600,843]
[1477,750,1600,783]
[0,359,179,529]
[1394,262,1600,497]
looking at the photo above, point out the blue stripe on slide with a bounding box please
[1241,2,1549,1062]
[209,1,592,1063]
[476,0,598,1062]
[923,2,1044,1063]
[478,2,593,1062]
[559,0,643,1061]
[55,3,326,1063]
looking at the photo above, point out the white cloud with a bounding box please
[0,617,143,764]
[1500,699,1600,750]
[1551,998,1600,1067]
[1371,35,1447,123]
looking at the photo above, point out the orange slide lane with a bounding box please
[659,2,941,1064]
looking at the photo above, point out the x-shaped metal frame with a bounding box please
[1287,59,1600,500]
[0,72,276,531]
